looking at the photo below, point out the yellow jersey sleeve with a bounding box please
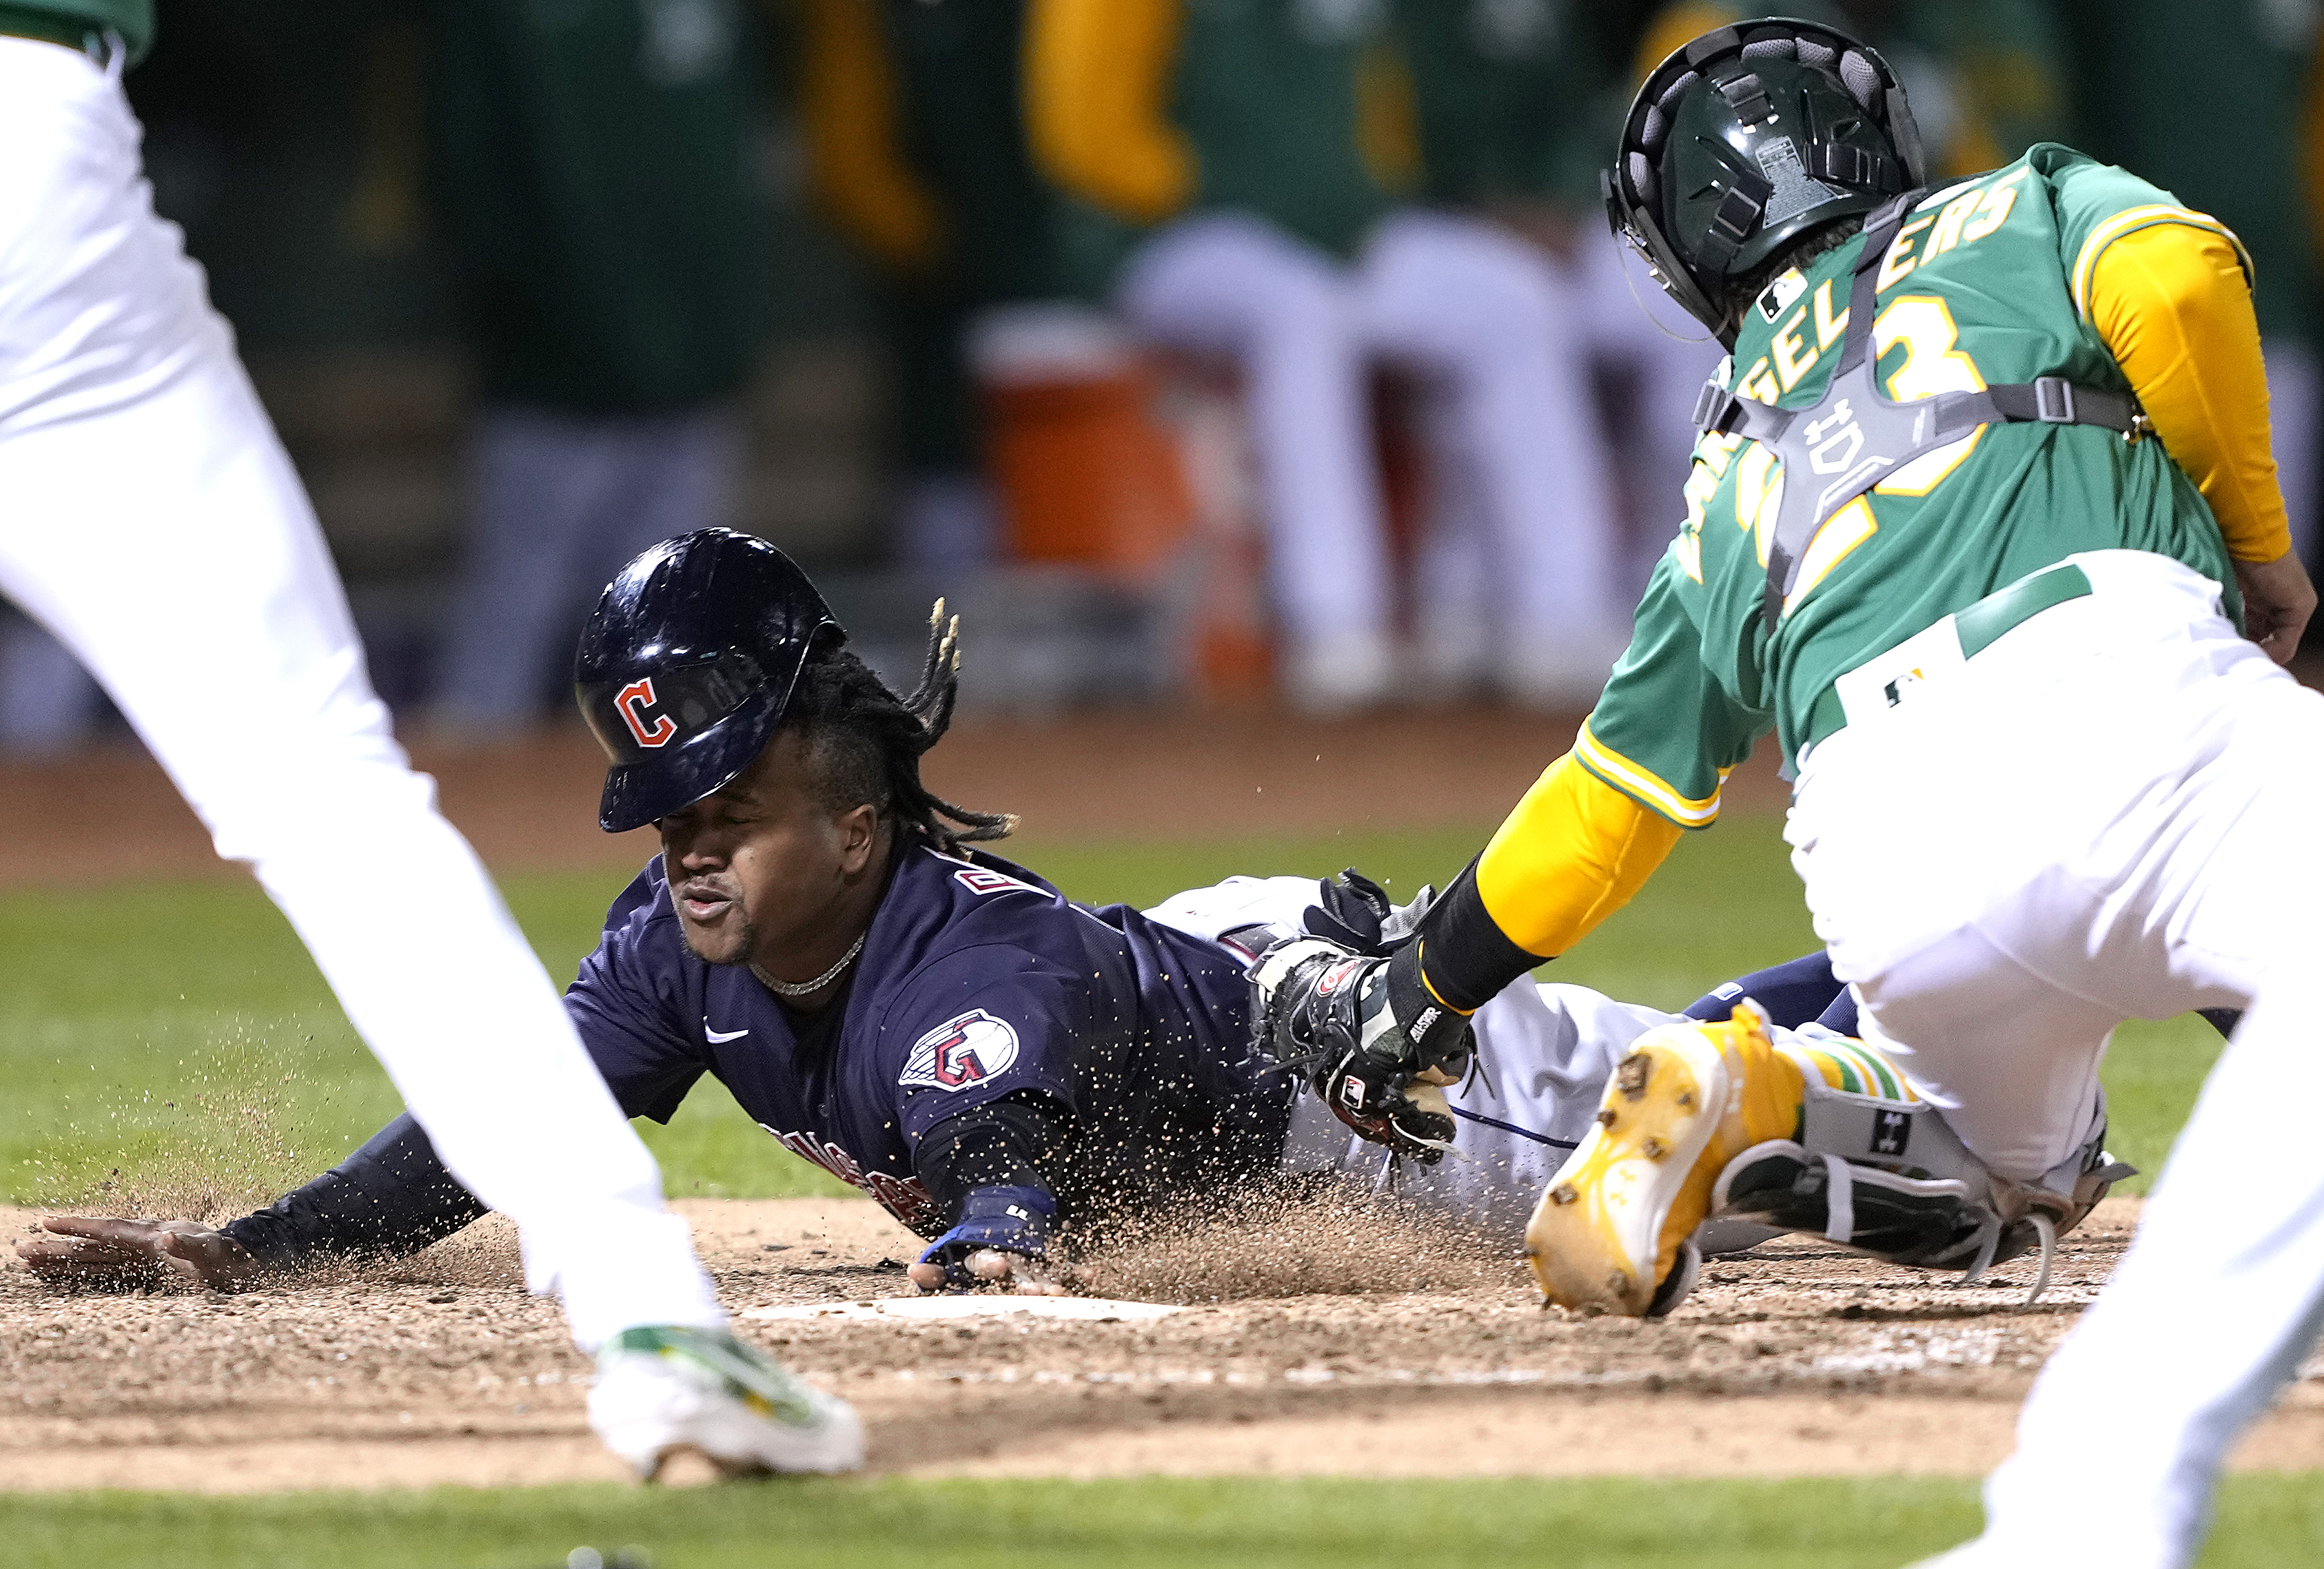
[1471,752,1683,961]
[1023,0,1196,225]
[2086,220,2294,564]
[795,0,942,275]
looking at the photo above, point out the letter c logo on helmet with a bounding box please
[573,529,844,833]
[617,678,677,748]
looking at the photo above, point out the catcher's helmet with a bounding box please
[573,529,842,833]
[1606,17,1925,347]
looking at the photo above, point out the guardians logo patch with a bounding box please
[901,1009,1021,1091]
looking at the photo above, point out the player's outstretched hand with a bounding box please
[2234,549,2317,664]
[906,1247,1073,1296]
[14,1216,264,1293]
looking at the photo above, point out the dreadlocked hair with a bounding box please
[782,600,1017,854]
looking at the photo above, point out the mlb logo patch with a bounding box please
[901,1009,1022,1091]
[1871,1109,1911,1158]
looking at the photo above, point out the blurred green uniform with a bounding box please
[797,0,1069,477]
[1026,0,1413,264]
[427,0,773,412]
[1389,0,1609,211]
[1166,0,1402,257]
[875,0,1060,469]
[1,0,151,59]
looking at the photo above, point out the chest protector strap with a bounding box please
[1689,193,2149,633]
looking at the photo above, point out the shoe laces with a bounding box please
[1958,1207,2057,1306]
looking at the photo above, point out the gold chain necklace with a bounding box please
[751,931,867,1000]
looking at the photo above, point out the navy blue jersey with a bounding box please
[567,843,1279,1235]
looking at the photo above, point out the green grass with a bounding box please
[0,820,2221,1209]
[5,1473,2321,1569]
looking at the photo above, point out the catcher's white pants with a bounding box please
[0,37,720,1349]
[1787,549,2324,1569]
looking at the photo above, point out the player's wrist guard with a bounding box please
[1249,938,1474,1164]
[915,1184,1055,1289]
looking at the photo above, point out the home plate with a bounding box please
[742,1296,1182,1324]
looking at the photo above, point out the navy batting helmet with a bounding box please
[573,529,842,833]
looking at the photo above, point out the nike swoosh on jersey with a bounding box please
[704,1023,750,1043]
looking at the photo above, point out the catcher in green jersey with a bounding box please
[1248,17,2323,1569]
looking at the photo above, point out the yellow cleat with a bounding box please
[1524,1002,1806,1316]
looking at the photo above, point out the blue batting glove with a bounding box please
[914,1185,1055,1289]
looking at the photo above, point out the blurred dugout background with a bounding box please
[6,0,2319,750]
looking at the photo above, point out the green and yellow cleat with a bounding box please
[1524,1003,1806,1317]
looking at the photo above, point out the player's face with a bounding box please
[657,730,882,970]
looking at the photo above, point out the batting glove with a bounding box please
[914,1185,1056,1290]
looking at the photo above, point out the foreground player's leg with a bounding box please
[0,38,856,1477]
[1921,668,2324,1568]
[1936,997,2324,1569]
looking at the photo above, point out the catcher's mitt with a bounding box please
[1249,938,1474,1162]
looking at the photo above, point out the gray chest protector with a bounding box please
[1690,193,2148,633]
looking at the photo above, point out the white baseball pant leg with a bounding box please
[0,38,720,1350]
[436,403,743,729]
[1786,550,2324,1569]
[1117,214,1392,690]
[1358,211,1630,703]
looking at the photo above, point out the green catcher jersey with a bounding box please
[1577,143,2241,828]
[5,0,150,60]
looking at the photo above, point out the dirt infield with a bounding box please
[7,1195,2321,1493]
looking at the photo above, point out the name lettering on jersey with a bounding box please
[615,678,677,748]
[901,1009,1022,1091]
[1877,169,2030,291]
[1733,355,1780,404]
[1771,309,1820,392]
[953,866,1035,897]
[1875,214,1937,291]
[759,1123,937,1229]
